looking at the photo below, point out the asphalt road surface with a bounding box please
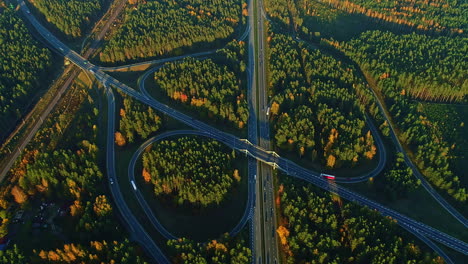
[252,0,279,263]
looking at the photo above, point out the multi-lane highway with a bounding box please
[99,52,468,257]
[17,0,468,262]
[251,0,280,263]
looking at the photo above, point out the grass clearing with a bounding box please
[346,180,468,243]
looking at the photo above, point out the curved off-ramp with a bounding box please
[128,130,256,240]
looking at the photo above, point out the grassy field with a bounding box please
[346,180,468,243]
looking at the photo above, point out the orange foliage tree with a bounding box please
[277,225,290,246]
[142,168,152,183]
[11,185,27,204]
[115,131,126,146]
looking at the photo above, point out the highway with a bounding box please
[17,0,468,262]
[251,0,279,262]
[245,0,262,261]
[100,50,468,256]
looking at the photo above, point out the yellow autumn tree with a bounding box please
[233,169,241,182]
[277,225,290,246]
[39,250,47,260]
[47,251,60,261]
[327,154,336,168]
[207,240,228,252]
[270,101,280,115]
[93,195,112,217]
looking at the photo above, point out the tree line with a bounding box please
[100,0,244,63]
[268,33,378,169]
[34,239,146,263]
[29,0,105,39]
[277,176,443,263]
[0,8,52,141]
[154,41,248,129]
[321,0,466,34]
[0,239,146,263]
[380,152,421,200]
[265,0,466,39]
[116,92,162,145]
[142,136,241,207]
[167,234,251,264]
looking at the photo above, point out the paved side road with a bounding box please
[127,129,256,239]
[105,87,170,264]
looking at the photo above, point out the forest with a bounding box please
[153,40,248,129]
[268,33,378,169]
[0,239,147,264]
[321,0,466,33]
[167,234,251,264]
[0,75,147,262]
[117,93,162,145]
[277,176,442,263]
[100,0,245,63]
[0,8,51,141]
[142,136,241,207]
[28,0,105,39]
[419,103,468,184]
[265,0,467,38]
[263,0,467,202]
[379,152,421,200]
[333,30,467,202]
[340,31,467,103]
